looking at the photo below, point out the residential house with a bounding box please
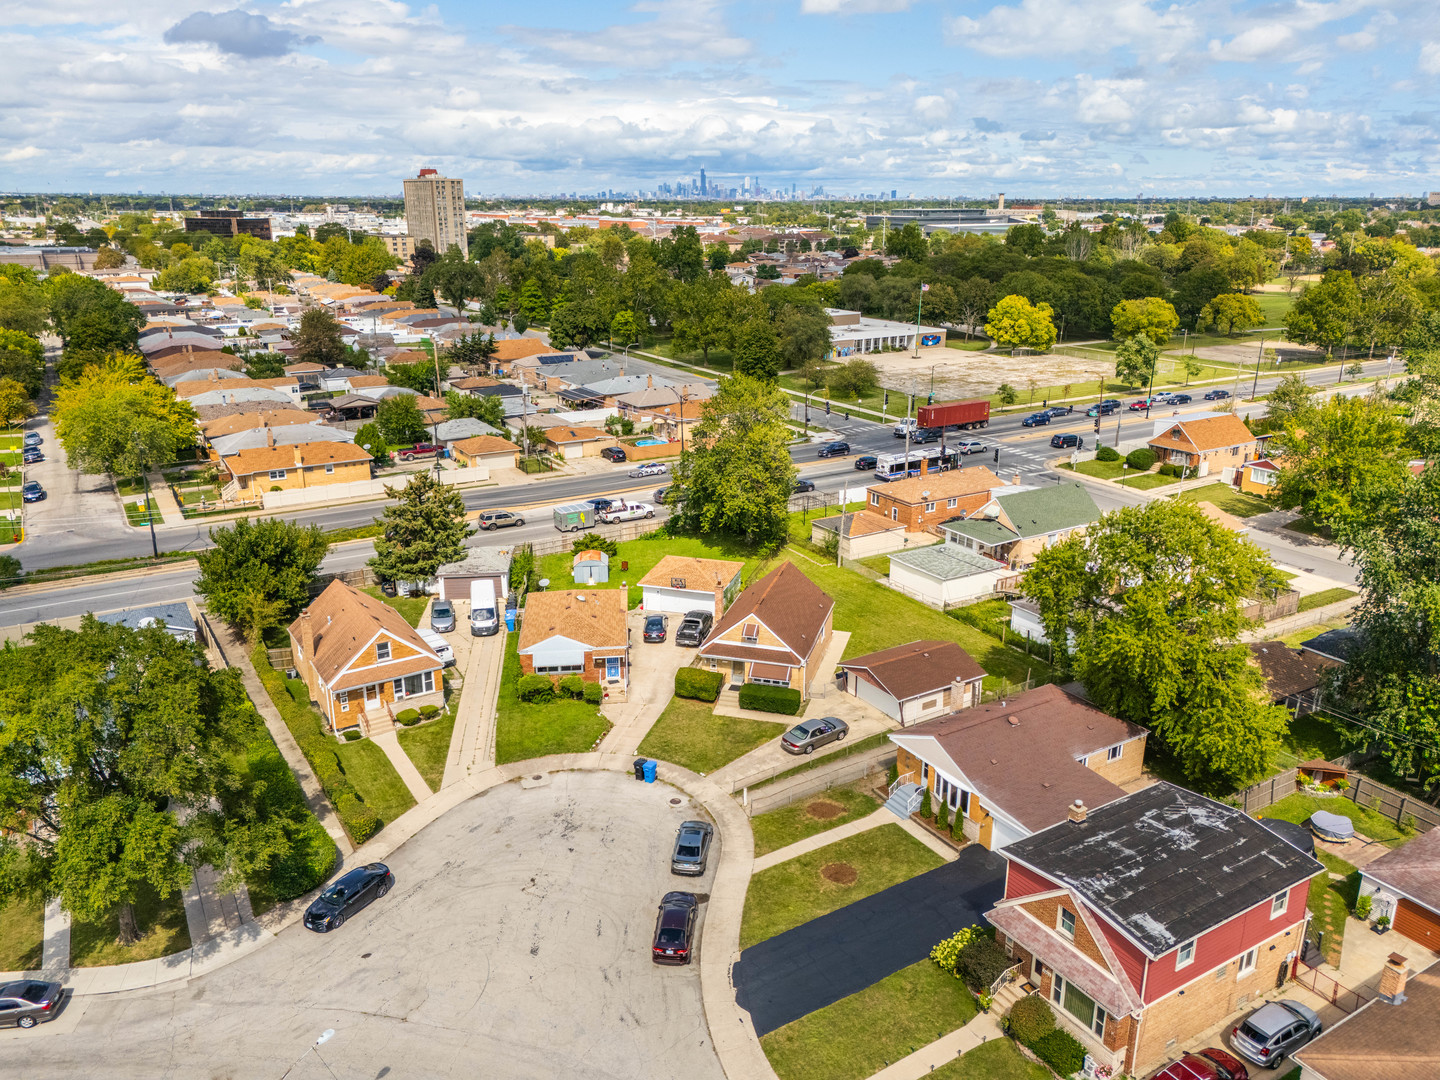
[890,683,1146,850]
[614,383,714,415]
[985,782,1324,1075]
[1147,414,1259,479]
[208,424,355,459]
[1293,956,1438,1080]
[448,375,503,396]
[1358,828,1440,950]
[198,408,319,443]
[517,589,630,694]
[941,483,1102,569]
[95,602,202,645]
[320,366,371,392]
[560,374,676,408]
[434,547,512,603]
[638,555,745,617]
[809,510,911,561]
[840,640,986,725]
[1248,641,1339,716]
[284,361,327,379]
[451,435,521,470]
[289,580,445,735]
[543,426,615,459]
[1239,456,1280,497]
[888,542,1012,608]
[1300,627,1363,665]
[187,387,295,409]
[220,440,372,500]
[696,561,834,697]
[432,418,505,447]
[866,465,1007,533]
[626,399,703,442]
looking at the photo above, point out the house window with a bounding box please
[337,690,349,712]
[1050,975,1105,1037]
[741,622,759,643]
[921,762,930,785]
[1077,755,1089,767]
[1093,1007,1108,1038]
[1177,939,1196,969]
[1237,948,1257,976]
[534,664,583,674]
[925,501,935,513]
[947,498,957,508]
[1271,890,1289,918]
[1107,744,1123,762]
[1058,908,1077,939]
[870,492,880,505]
[268,469,287,481]
[376,641,391,661]
[394,671,438,697]
[891,507,898,521]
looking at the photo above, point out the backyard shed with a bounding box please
[573,549,610,585]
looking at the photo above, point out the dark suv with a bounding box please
[1050,433,1084,449]
[817,440,850,458]
[601,446,627,462]
[1204,389,1231,401]
[674,610,713,647]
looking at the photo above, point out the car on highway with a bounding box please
[397,443,443,462]
[1044,406,1072,418]
[1151,392,1177,404]
[22,448,42,464]
[303,863,394,933]
[1230,1000,1322,1069]
[793,478,816,493]
[478,509,525,530]
[854,455,878,470]
[1148,1047,1249,1080]
[1170,393,1192,405]
[598,501,655,523]
[781,716,849,755]
[1087,401,1121,417]
[430,600,456,633]
[674,610,713,647]
[653,485,671,503]
[1128,399,1155,411]
[22,432,41,448]
[0,980,65,1030]
[587,497,619,514]
[642,614,668,643]
[629,461,668,478]
[601,446,627,462]
[1204,389,1231,401]
[910,427,942,443]
[671,820,714,876]
[21,481,44,503]
[1020,413,1051,427]
[1050,433,1084,449]
[956,439,987,455]
[817,440,850,458]
[651,891,700,965]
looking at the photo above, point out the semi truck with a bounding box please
[916,399,990,431]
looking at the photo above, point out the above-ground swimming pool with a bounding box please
[634,438,671,446]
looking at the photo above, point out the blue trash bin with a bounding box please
[642,759,657,784]
[504,608,517,632]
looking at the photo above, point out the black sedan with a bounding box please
[793,479,816,493]
[817,440,850,458]
[1020,413,1051,427]
[671,820,714,876]
[1204,389,1231,401]
[854,455,877,471]
[0,980,65,1030]
[643,614,668,643]
[303,863,394,932]
[652,891,700,964]
[22,448,42,464]
[21,481,44,503]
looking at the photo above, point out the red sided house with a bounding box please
[986,782,1325,1076]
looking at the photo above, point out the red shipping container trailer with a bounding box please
[916,398,990,430]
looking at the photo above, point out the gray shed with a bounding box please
[572,549,610,585]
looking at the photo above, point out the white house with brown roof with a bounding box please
[638,555,745,617]
[697,562,834,697]
[1146,414,1259,478]
[840,640,986,724]
[518,589,630,696]
[289,580,445,736]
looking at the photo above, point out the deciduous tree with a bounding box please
[984,294,1057,353]
[1286,270,1362,357]
[368,472,473,587]
[444,390,506,429]
[375,395,429,446]
[385,359,438,395]
[195,518,330,641]
[732,318,782,381]
[1113,334,1159,389]
[1198,293,1264,336]
[0,328,45,398]
[776,306,833,370]
[289,307,347,368]
[1111,297,1180,344]
[52,355,197,476]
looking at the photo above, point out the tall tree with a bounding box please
[0,328,45,398]
[375,395,430,446]
[385,359,438,395]
[0,378,37,428]
[985,294,1057,353]
[776,306,833,370]
[52,355,197,477]
[1113,334,1159,389]
[0,273,48,336]
[1285,270,1362,358]
[1198,293,1265,336]
[1111,297,1180,344]
[368,472,473,587]
[194,518,331,642]
[444,390,506,428]
[731,318,782,381]
[289,307,347,368]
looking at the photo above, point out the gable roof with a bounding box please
[1148,413,1256,455]
[1000,781,1325,958]
[942,483,1101,544]
[221,441,372,476]
[872,465,1004,505]
[492,337,556,362]
[638,555,745,591]
[1292,958,1440,1080]
[517,589,627,652]
[451,435,520,456]
[842,640,986,702]
[1248,641,1339,701]
[289,579,439,684]
[810,510,904,538]
[199,408,317,437]
[1360,826,1440,912]
[700,562,834,664]
[544,426,611,443]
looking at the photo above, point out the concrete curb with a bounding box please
[3,559,200,597]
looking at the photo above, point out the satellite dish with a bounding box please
[538,578,550,588]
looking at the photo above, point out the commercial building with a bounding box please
[403,169,468,257]
[183,210,273,242]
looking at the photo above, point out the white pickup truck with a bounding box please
[598,501,656,524]
[892,417,918,438]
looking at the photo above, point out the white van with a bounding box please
[416,627,455,667]
[470,579,500,637]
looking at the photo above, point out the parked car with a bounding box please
[793,478,816,493]
[651,891,700,964]
[643,614,668,643]
[0,980,65,1030]
[674,610,713,647]
[1170,393,1192,405]
[817,440,850,458]
[303,863,394,933]
[1151,392,1177,405]
[397,443,442,461]
[629,461,668,478]
[1204,389,1231,401]
[22,432,41,448]
[22,448,42,464]
[956,439,987,455]
[20,481,44,503]
[1020,413,1051,427]
[417,627,455,666]
[478,509,525,531]
[1230,1000,1322,1068]
[854,455,878,470]
[1149,1048,1249,1080]
[671,820,714,876]
[654,485,671,503]
[430,599,456,633]
[601,446,627,462]
[598,501,655,523]
[1044,406,1072,418]
[781,716,849,755]
[911,427,942,443]
[1050,433,1084,449]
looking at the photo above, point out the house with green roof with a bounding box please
[939,482,1102,569]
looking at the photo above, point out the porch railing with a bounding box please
[989,960,1024,998]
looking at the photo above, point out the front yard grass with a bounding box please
[1174,482,1271,518]
[1308,850,1360,965]
[537,533,764,610]
[1278,618,1348,650]
[761,958,976,1080]
[741,823,944,949]
[637,696,785,775]
[751,784,881,856]
[494,631,610,763]
[1062,458,1126,480]
[1117,471,1180,490]
[360,586,428,627]
[1298,588,1358,612]
[0,891,44,971]
[927,1038,1052,1080]
[333,738,417,824]
[1259,793,1409,847]
[69,881,192,967]
[397,712,457,792]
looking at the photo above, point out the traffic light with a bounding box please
[825,400,831,415]
[993,448,999,464]
[1094,418,1101,434]
[883,390,889,408]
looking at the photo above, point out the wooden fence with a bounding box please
[1231,752,1440,835]
[524,521,664,558]
[1242,590,1300,623]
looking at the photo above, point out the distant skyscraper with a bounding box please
[892,189,897,200]
[403,169,467,257]
[700,167,707,195]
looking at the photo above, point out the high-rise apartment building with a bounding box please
[402,168,467,257]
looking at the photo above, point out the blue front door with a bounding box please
[606,657,620,680]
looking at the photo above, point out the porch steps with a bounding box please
[992,979,1028,1016]
[362,711,396,737]
[884,782,923,819]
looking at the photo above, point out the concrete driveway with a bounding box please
[601,610,697,753]
[5,772,728,1080]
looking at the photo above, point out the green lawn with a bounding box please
[636,695,785,774]
[741,824,944,949]
[1274,712,1349,771]
[0,891,44,971]
[1279,618,1348,649]
[397,712,457,792]
[123,496,160,526]
[1308,851,1360,965]
[494,631,611,763]
[927,1039,1052,1080]
[1260,793,1409,846]
[333,737,417,823]
[1118,472,1180,490]
[1064,458,1126,480]
[944,338,991,351]
[1174,482,1271,518]
[69,882,192,967]
[856,553,892,577]
[360,586,428,627]
[536,533,763,610]
[761,959,976,1080]
[1298,588,1358,612]
[751,785,881,856]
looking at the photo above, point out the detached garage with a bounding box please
[1359,826,1440,950]
[638,555,744,617]
[840,640,986,725]
[435,546,513,603]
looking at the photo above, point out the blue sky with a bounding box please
[0,0,1435,197]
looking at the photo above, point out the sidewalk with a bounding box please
[865,1011,1007,1080]
[753,806,895,872]
[144,471,184,524]
[372,730,433,803]
[442,628,506,785]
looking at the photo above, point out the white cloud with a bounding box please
[1207,24,1295,61]
[947,0,1199,61]
[800,0,914,11]
[1420,41,1440,74]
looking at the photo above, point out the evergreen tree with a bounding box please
[368,472,473,587]
[289,307,347,368]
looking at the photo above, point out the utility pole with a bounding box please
[1251,333,1266,398]
[912,283,925,358]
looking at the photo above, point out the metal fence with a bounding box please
[524,521,664,558]
[1294,960,1376,1014]
[737,745,896,816]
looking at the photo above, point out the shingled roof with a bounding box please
[699,561,833,665]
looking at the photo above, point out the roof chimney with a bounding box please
[1379,953,1409,1004]
[298,608,314,659]
[266,426,275,447]
[1068,799,1088,824]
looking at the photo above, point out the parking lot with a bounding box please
[5,771,727,1080]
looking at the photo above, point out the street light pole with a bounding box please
[1251,333,1265,398]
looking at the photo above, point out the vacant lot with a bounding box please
[751,785,881,857]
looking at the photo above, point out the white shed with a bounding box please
[887,544,1010,609]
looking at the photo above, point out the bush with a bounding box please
[737,683,803,715]
[951,806,965,839]
[1158,462,1181,477]
[1006,995,1056,1044]
[1031,1028,1087,1076]
[558,674,587,699]
[675,667,724,702]
[583,681,603,705]
[1354,894,1372,921]
[1095,444,1121,462]
[572,532,619,558]
[921,788,933,819]
[957,937,1013,993]
[343,729,362,741]
[930,926,982,976]
[266,814,335,899]
[1125,447,1156,472]
[419,704,440,719]
[395,708,421,725]
[937,800,950,830]
[335,792,382,844]
[517,673,555,703]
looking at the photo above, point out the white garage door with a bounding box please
[642,586,713,615]
[852,674,900,721]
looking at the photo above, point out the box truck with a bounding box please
[916,399,990,431]
[470,579,500,637]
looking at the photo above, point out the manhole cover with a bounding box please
[669,798,682,805]
[821,862,858,885]
[532,774,542,781]
[805,800,843,820]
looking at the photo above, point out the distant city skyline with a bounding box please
[3,0,1437,196]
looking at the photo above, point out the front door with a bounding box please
[364,684,380,707]
[730,660,745,688]
[606,657,621,681]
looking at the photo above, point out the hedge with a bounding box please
[335,792,382,844]
[1125,447,1157,472]
[583,682,603,705]
[1158,462,1182,477]
[419,704,440,719]
[737,683,803,715]
[675,668,724,702]
[517,673,555,703]
[1095,444,1121,462]
[957,937,1013,993]
[558,674,586,699]
[1005,996,1055,1045]
[395,708,421,725]
[1031,1028,1086,1076]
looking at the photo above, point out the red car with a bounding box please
[1127,399,1154,411]
[397,443,443,461]
[1148,1048,1249,1080]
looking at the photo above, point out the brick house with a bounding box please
[697,561,834,698]
[889,683,1146,849]
[220,440,373,499]
[866,465,1007,533]
[1239,456,1280,496]
[1147,414,1259,479]
[289,580,446,737]
[986,783,1325,1076]
[517,589,630,695]
[450,434,521,470]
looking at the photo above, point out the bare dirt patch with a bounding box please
[820,862,859,885]
[805,800,844,821]
[868,344,1115,403]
